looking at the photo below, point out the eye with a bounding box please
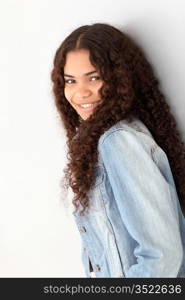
[90,76,100,81]
[64,79,75,84]
[64,76,101,84]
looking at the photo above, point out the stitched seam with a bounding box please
[100,127,157,150]
[99,183,126,276]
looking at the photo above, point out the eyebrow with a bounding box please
[64,70,98,78]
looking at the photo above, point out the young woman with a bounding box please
[51,23,185,277]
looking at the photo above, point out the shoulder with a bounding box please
[98,117,157,154]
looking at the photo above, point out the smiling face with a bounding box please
[63,49,103,120]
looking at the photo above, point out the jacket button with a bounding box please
[95,265,101,272]
[79,226,86,232]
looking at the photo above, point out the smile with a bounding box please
[76,100,102,111]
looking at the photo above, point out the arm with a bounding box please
[99,129,183,277]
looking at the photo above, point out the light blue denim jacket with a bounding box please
[72,117,185,277]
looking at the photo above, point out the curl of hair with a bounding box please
[51,23,185,216]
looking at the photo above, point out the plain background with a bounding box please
[0,0,185,277]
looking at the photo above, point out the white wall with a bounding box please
[0,0,184,277]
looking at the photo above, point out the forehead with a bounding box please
[64,49,95,74]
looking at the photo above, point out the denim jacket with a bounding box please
[72,117,185,277]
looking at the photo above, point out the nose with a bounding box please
[75,85,92,99]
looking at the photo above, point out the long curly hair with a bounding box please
[51,23,185,216]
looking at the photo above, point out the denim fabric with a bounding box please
[72,118,185,277]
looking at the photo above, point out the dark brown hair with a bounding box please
[51,23,185,216]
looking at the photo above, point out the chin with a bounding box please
[79,113,92,121]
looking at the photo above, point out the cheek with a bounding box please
[95,82,103,95]
[64,88,71,100]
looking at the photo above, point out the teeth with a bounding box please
[80,103,94,108]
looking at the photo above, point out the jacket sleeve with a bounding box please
[99,128,183,277]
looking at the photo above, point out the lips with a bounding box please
[76,100,101,105]
[76,100,102,111]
